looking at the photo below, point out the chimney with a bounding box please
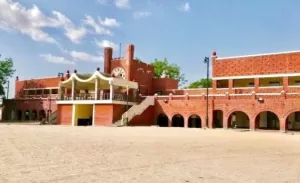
[126,44,134,81]
[104,47,113,74]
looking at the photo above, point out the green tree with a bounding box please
[151,58,187,86]
[0,55,16,97]
[188,78,212,88]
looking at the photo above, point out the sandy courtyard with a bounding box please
[0,125,300,183]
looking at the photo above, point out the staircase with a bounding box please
[113,96,154,127]
[48,110,57,124]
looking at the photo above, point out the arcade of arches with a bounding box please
[9,109,49,121]
[155,110,300,131]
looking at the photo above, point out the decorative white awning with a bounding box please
[60,71,138,89]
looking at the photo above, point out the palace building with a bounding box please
[3,44,300,132]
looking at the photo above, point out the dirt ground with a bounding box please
[0,124,300,183]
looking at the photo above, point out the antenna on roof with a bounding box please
[119,43,121,57]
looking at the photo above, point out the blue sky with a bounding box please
[1,0,300,98]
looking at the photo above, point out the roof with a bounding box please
[60,71,138,89]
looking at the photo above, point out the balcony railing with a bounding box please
[61,92,137,102]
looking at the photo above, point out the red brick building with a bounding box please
[3,45,300,132]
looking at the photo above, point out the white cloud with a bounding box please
[95,40,119,51]
[84,15,113,36]
[133,11,152,19]
[70,51,103,62]
[40,54,75,65]
[0,0,59,43]
[0,0,88,44]
[99,17,120,27]
[115,0,130,9]
[180,2,190,12]
[52,11,87,44]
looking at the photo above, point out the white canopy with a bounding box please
[60,71,138,89]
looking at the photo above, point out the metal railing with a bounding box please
[61,92,137,102]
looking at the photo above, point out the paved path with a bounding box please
[0,125,300,183]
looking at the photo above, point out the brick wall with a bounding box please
[213,51,300,77]
[15,77,62,98]
[57,104,72,125]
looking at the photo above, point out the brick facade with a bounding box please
[3,45,300,132]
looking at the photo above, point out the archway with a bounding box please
[10,109,16,121]
[31,110,37,121]
[286,111,300,131]
[172,114,184,127]
[156,113,169,127]
[17,110,22,120]
[255,111,279,130]
[188,114,201,128]
[25,110,30,121]
[213,110,223,128]
[39,110,46,120]
[228,111,250,129]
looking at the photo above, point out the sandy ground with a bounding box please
[0,125,300,183]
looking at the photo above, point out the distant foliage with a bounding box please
[0,55,16,96]
[188,78,212,88]
[151,58,187,86]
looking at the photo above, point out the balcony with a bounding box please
[56,71,139,105]
[61,92,137,102]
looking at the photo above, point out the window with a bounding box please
[36,90,42,95]
[51,89,58,94]
[44,89,50,95]
[248,82,254,87]
[268,82,280,86]
[295,81,300,85]
[27,90,35,95]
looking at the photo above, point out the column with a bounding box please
[58,86,65,100]
[109,83,113,100]
[223,115,228,129]
[254,78,260,92]
[283,76,288,92]
[280,118,287,132]
[250,118,256,131]
[229,79,234,94]
[71,79,76,100]
[95,79,99,100]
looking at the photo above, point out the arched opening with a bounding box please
[156,113,169,127]
[10,109,16,121]
[286,111,300,131]
[228,111,250,129]
[255,111,279,130]
[213,110,223,128]
[25,110,30,121]
[39,110,46,120]
[188,114,201,128]
[17,110,22,120]
[31,110,37,121]
[172,114,184,127]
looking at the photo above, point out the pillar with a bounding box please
[283,76,288,92]
[95,79,99,100]
[126,44,134,81]
[229,79,233,94]
[58,86,65,100]
[109,83,113,100]
[254,78,260,92]
[223,115,228,129]
[71,79,76,100]
[280,118,287,132]
[250,118,256,131]
[104,47,113,74]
